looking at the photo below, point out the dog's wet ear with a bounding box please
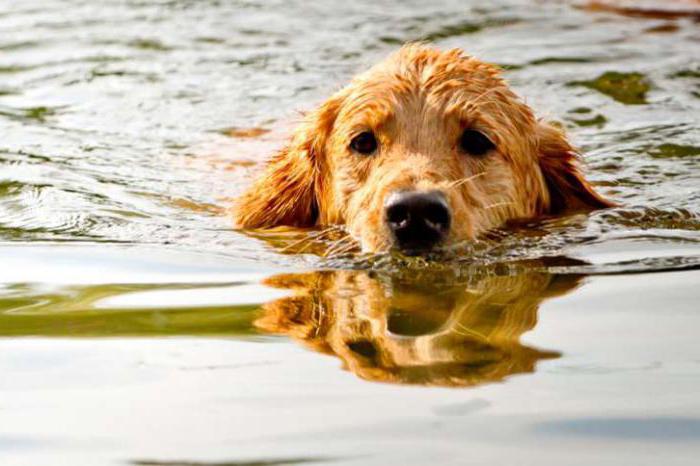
[233,94,344,228]
[536,122,615,215]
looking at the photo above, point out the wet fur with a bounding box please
[234,44,613,252]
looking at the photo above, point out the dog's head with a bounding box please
[235,44,612,254]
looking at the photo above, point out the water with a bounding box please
[1,1,699,465]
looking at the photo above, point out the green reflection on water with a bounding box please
[571,114,607,128]
[648,144,700,159]
[570,71,650,105]
[0,283,260,337]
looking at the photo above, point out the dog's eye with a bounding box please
[350,131,378,155]
[459,129,495,156]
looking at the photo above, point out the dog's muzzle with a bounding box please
[384,190,450,255]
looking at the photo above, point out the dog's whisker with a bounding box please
[446,171,487,190]
[280,226,340,253]
[483,201,513,210]
[294,236,321,254]
[336,237,360,255]
[323,235,357,258]
[279,233,320,253]
[323,243,342,257]
[335,239,359,256]
[280,238,310,253]
[332,244,357,258]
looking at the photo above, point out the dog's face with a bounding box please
[323,50,551,253]
[235,45,612,254]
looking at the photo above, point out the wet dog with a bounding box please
[234,44,612,254]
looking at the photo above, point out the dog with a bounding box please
[234,44,613,255]
[256,268,579,387]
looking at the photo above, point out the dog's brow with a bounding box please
[341,103,395,132]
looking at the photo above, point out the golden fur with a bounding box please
[234,44,612,253]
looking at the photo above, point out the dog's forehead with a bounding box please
[367,46,504,91]
[336,48,514,125]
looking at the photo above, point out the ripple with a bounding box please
[648,143,700,159]
[0,0,697,281]
[547,255,700,276]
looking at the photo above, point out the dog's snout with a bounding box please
[384,191,450,254]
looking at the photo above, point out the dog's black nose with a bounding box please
[384,190,450,254]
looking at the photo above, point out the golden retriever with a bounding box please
[256,268,580,387]
[234,44,613,255]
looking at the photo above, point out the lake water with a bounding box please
[1,1,699,465]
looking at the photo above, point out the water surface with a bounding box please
[1,1,699,465]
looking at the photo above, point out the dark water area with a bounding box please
[1,1,699,465]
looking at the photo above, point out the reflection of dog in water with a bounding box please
[256,268,582,387]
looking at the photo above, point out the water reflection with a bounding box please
[0,248,586,388]
[0,281,262,337]
[257,268,582,387]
